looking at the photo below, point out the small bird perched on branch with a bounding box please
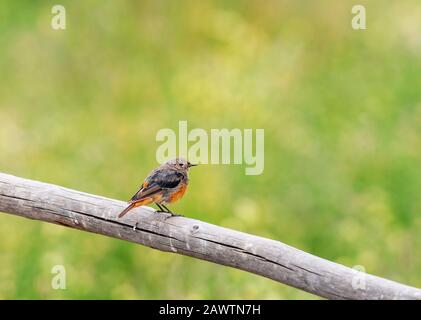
[117,158,197,218]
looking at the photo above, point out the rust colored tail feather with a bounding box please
[118,198,153,218]
[118,203,136,218]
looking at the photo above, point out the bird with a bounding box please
[117,157,197,218]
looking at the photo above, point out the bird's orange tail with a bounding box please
[118,203,136,218]
[118,198,154,218]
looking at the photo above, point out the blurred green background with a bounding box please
[1,0,421,299]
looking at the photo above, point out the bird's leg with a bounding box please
[161,204,172,213]
[162,204,184,217]
[155,203,165,212]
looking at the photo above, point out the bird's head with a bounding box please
[166,157,198,171]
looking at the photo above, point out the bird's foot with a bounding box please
[171,212,184,217]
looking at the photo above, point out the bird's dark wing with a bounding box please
[129,184,161,202]
[129,168,184,202]
[149,169,184,189]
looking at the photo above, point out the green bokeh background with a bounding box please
[1,0,420,299]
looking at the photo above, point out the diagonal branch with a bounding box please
[0,172,420,300]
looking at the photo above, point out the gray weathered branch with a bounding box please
[0,172,420,300]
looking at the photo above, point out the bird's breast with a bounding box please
[168,183,188,203]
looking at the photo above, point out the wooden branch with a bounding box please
[0,173,420,300]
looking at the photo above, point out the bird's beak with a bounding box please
[188,163,198,167]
